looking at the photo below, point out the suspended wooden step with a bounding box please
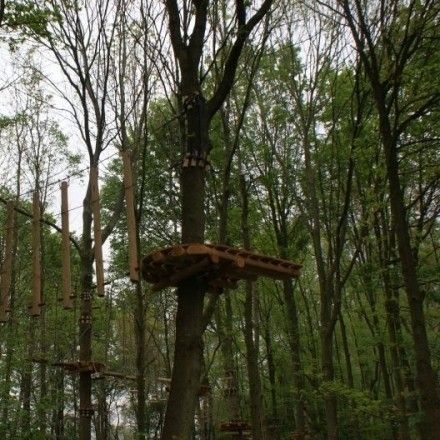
[90,166,105,297]
[92,371,137,381]
[141,243,301,293]
[0,201,14,322]
[29,191,42,316]
[52,360,106,374]
[149,398,168,411]
[122,150,139,282]
[31,358,134,381]
[219,419,252,435]
[60,181,73,309]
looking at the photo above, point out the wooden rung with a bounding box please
[122,150,139,282]
[101,371,137,380]
[170,246,185,257]
[61,182,73,309]
[0,201,14,322]
[186,244,210,255]
[90,166,105,297]
[30,191,42,317]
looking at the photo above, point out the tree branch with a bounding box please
[207,0,274,119]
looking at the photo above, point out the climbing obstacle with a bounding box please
[0,201,14,322]
[142,243,301,293]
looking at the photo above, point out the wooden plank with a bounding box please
[186,243,210,255]
[30,191,41,317]
[90,166,105,297]
[61,182,73,309]
[122,150,139,282]
[0,201,14,322]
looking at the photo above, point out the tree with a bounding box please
[161,1,274,437]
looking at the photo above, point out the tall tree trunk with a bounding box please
[215,105,241,423]
[282,278,305,437]
[53,369,65,439]
[379,116,440,438]
[216,296,242,420]
[240,174,265,440]
[263,324,278,423]
[21,319,36,438]
[161,1,273,436]
[338,313,354,389]
[161,36,208,438]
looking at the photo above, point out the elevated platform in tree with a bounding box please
[220,419,252,436]
[157,376,211,396]
[30,358,135,380]
[52,361,106,373]
[141,243,301,293]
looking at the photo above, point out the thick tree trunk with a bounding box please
[162,66,209,434]
[161,282,205,439]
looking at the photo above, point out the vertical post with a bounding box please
[61,182,73,309]
[122,150,139,282]
[30,190,41,317]
[0,201,14,322]
[90,166,105,297]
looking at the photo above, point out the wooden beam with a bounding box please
[61,182,73,309]
[29,191,41,317]
[90,166,105,297]
[0,201,14,322]
[122,150,139,282]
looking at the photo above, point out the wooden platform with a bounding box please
[52,361,106,373]
[141,243,301,293]
[157,377,210,396]
[30,358,136,381]
[220,419,252,434]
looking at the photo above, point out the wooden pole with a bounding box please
[30,190,41,316]
[90,166,105,297]
[0,201,14,322]
[61,181,73,309]
[122,150,139,282]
